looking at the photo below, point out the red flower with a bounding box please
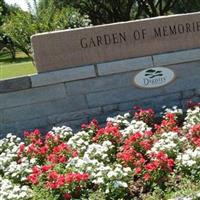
[58,155,67,163]
[41,165,52,172]
[18,144,25,155]
[39,146,49,155]
[64,193,71,200]
[65,173,89,183]
[45,132,54,140]
[155,151,167,160]
[32,166,41,175]
[24,131,30,137]
[65,173,74,183]
[72,150,78,157]
[48,171,59,180]
[143,173,151,181]
[187,124,200,147]
[139,140,151,150]
[93,123,122,144]
[133,107,155,124]
[46,171,66,189]
[145,161,159,172]
[135,167,142,174]
[47,154,57,163]
[167,159,175,169]
[27,174,39,185]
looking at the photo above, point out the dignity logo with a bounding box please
[134,67,175,88]
[145,69,163,79]
[143,69,166,86]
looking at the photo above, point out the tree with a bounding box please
[0,0,17,59]
[51,0,138,25]
[0,32,16,59]
[38,0,182,25]
[2,9,37,58]
[2,1,91,58]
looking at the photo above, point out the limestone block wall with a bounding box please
[0,48,200,136]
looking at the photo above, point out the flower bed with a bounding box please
[1,102,200,200]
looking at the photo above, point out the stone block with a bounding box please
[119,102,135,111]
[182,90,195,99]
[48,107,102,124]
[15,117,49,133]
[157,61,200,93]
[31,65,96,87]
[0,84,66,109]
[119,93,181,113]
[102,104,118,113]
[170,61,200,76]
[0,77,31,93]
[140,94,182,112]
[97,56,153,76]
[3,95,87,123]
[163,75,200,94]
[153,48,200,66]
[66,72,135,95]
[86,86,166,107]
[0,123,16,138]
[0,110,3,123]
[195,89,200,96]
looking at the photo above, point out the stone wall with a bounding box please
[0,48,200,136]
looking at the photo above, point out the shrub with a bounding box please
[0,103,200,199]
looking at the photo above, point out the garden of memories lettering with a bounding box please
[32,12,200,72]
[80,21,200,49]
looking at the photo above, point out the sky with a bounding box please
[4,0,32,11]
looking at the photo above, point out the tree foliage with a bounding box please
[172,0,200,13]
[0,0,9,25]
[2,1,91,57]
[38,0,200,25]
[0,32,16,59]
[0,0,17,59]
[2,9,36,57]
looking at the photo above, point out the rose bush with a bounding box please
[0,102,200,199]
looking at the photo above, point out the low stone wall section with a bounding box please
[0,48,200,136]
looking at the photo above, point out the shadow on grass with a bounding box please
[0,52,32,64]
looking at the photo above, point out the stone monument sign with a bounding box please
[0,12,200,135]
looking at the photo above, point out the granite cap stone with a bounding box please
[32,12,200,72]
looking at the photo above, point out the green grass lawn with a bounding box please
[0,51,37,80]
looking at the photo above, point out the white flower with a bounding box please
[121,120,151,138]
[107,171,117,178]
[93,177,104,184]
[67,131,91,153]
[176,147,200,169]
[113,181,128,188]
[149,131,184,157]
[183,107,200,130]
[49,126,73,140]
[107,114,130,127]
[0,178,32,200]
